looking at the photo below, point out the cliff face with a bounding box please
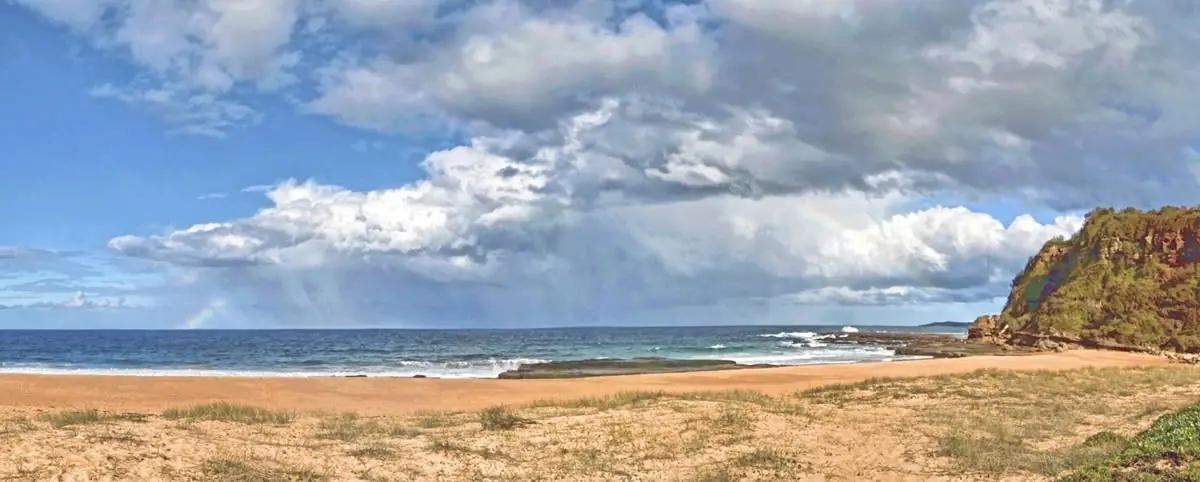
[969,207,1200,353]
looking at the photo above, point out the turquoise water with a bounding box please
[0,325,965,378]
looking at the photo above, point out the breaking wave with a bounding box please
[758,331,818,339]
[0,358,550,379]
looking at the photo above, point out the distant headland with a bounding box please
[918,321,971,329]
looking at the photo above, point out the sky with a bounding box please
[2,0,1199,329]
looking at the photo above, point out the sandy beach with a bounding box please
[0,350,1165,415]
[3,350,1196,481]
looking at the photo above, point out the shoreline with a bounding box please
[0,350,1165,416]
[0,354,936,380]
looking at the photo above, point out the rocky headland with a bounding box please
[966,207,1200,361]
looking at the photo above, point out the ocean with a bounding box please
[0,325,966,379]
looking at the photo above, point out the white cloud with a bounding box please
[108,0,301,91]
[0,290,129,311]
[107,108,1084,325]
[16,0,1200,325]
[307,1,714,131]
[20,0,301,135]
[327,0,441,28]
[15,0,119,32]
[89,83,261,137]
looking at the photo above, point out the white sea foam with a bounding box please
[708,344,727,349]
[758,331,817,339]
[780,340,827,348]
[0,358,550,379]
[720,349,927,366]
[841,326,860,333]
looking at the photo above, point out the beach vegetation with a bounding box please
[427,438,511,460]
[411,409,462,429]
[526,389,786,412]
[691,407,755,436]
[200,455,328,482]
[8,364,1200,480]
[386,424,422,438]
[1059,403,1200,481]
[982,206,1200,352]
[315,413,423,441]
[728,447,805,474]
[39,409,117,428]
[479,405,532,431]
[0,416,36,435]
[315,413,377,441]
[795,365,1200,478]
[346,442,398,460]
[526,390,670,410]
[90,431,144,445]
[163,402,294,425]
[691,467,736,482]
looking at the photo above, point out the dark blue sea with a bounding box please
[0,325,966,379]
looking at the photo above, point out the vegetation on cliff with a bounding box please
[974,207,1200,352]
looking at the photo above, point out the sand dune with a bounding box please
[0,350,1165,415]
[1,351,1193,481]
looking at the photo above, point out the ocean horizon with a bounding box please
[0,325,967,379]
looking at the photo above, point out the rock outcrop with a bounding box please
[966,315,1007,345]
[497,358,776,379]
[968,207,1200,353]
[810,331,1034,358]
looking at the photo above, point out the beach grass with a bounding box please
[312,412,423,443]
[315,413,378,441]
[526,389,786,412]
[0,416,36,435]
[526,390,671,410]
[796,365,1200,478]
[5,362,1200,481]
[89,431,145,445]
[37,409,143,429]
[427,438,512,460]
[201,454,328,482]
[479,405,533,431]
[163,402,294,425]
[411,409,462,429]
[346,442,398,460]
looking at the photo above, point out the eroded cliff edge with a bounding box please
[968,207,1200,355]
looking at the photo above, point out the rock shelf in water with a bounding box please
[808,331,1037,359]
[497,357,776,379]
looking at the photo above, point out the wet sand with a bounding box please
[0,350,1165,415]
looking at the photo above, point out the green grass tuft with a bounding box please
[526,390,670,410]
[200,456,327,482]
[163,402,293,425]
[1061,403,1200,481]
[411,410,459,429]
[38,409,124,429]
[346,443,397,460]
[316,413,377,441]
[479,406,533,431]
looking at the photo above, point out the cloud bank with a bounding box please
[15,0,1200,327]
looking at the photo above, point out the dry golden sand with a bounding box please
[0,351,1163,415]
[0,351,1193,482]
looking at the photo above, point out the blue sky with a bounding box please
[1,0,1196,329]
[1,4,436,248]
